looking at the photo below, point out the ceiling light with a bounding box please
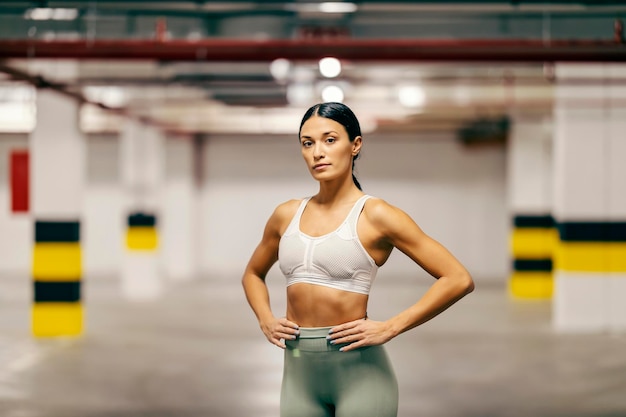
[83,86,127,108]
[398,85,426,108]
[286,2,358,14]
[24,8,78,21]
[319,2,358,13]
[322,85,344,103]
[0,85,36,103]
[319,57,341,78]
[269,58,291,82]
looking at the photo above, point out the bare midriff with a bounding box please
[286,283,369,327]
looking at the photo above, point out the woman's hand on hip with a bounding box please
[260,317,299,349]
[328,319,394,352]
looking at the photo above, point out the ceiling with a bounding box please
[0,1,625,136]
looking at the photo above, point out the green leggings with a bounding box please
[281,327,398,417]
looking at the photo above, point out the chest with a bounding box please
[298,205,355,237]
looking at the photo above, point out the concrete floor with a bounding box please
[1,273,626,417]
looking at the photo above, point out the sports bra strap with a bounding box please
[347,195,371,236]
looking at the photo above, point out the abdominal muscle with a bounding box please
[286,283,369,327]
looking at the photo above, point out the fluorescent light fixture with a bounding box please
[319,2,358,13]
[0,85,36,103]
[287,2,357,14]
[83,86,127,108]
[319,57,342,78]
[24,8,78,21]
[322,85,344,103]
[0,103,36,132]
[398,85,426,108]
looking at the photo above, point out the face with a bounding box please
[299,115,362,183]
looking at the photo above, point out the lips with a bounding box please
[313,163,330,170]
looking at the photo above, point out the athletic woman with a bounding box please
[242,102,474,417]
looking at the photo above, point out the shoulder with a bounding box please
[362,196,420,236]
[266,198,304,235]
[363,197,406,223]
[272,198,304,219]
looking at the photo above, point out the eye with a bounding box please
[326,137,336,143]
[301,140,313,148]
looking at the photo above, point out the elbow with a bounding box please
[461,272,475,295]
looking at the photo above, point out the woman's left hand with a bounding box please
[327,319,395,352]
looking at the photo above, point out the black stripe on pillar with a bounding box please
[513,215,554,229]
[128,213,156,227]
[557,222,626,242]
[513,259,553,272]
[35,221,80,243]
[34,281,81,302]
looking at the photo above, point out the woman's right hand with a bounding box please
[260,317,300,349]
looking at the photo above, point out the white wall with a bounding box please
[199,132,508,284]
[1,130,508,284]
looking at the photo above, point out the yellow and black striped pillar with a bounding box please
[121,211,162,300]
[552,63,626,331]
[32,220,82,337]
[30,80,84,338]
[126,212,158,251]
[509,215,557,299]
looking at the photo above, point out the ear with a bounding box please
[352,136,362,156]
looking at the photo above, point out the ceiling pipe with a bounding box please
[0,38,625,62]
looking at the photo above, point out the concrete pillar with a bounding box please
[161,136,197,282]
[120,120,164,301]
[507,116,555,299]
[30,87,85,337]
[553,63,626,332]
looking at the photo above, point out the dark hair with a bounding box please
[298,102,363,190]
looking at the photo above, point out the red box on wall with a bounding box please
[10,150,29,213]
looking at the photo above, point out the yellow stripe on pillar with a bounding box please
[509,272,553,298]
[32,302,83,337]
[126,226,158,251]
[32,243,82,280]
[510,228,557,258]
[554,242,626,273]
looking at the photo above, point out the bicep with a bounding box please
[245,234,279,280]
[244,208,285,280]
[380,206,467,280]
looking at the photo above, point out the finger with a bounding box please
[278,327,299,338]
[329,320,359,335]
[286,320,300,330]
[279,318,300,330]
[330,333,360,345]
[271,338,286,349]
[339,341,363,352]
[275,331,298,341]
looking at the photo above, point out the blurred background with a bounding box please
[0,1,625,416]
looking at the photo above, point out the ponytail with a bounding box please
[352,173,362,191]
[351,155,362,191]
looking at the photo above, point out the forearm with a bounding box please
[386,273,473,337]
[242,273,276,324]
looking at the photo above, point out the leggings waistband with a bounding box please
[297,326,333,339]
[286,326,342,352]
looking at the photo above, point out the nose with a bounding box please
[313,142,325,159]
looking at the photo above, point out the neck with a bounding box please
[315,176,362,205]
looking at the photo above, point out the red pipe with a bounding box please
[0,38,625,62]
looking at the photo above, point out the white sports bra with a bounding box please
[278,195,378,295]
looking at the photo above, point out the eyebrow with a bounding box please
[300,130,339,139]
